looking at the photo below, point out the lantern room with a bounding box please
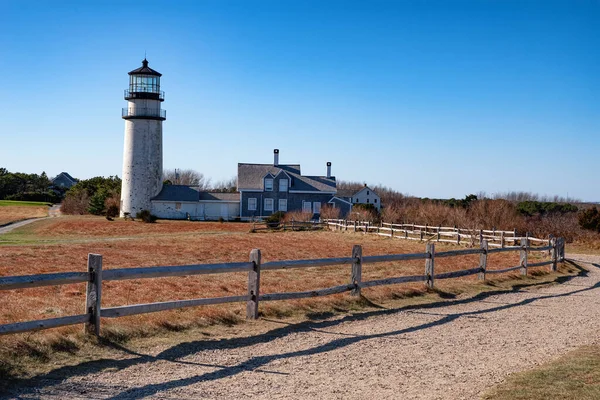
[124,59,165,101]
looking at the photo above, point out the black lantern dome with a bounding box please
[124,59,164,101]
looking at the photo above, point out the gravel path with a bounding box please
[5,255,600,400]
[0,218,47,234]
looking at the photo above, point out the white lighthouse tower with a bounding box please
[120,59,166,217]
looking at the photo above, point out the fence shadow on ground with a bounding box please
[3,260,596,399]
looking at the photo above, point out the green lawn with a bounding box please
[0,200,52,207]
[483,345,600,400]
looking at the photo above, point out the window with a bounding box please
[175,202,182,210]
[374,199,378,203]
[313,202,321,214]
[366,199,370,203]
[264,198,274,211]
[303,201,312,213]
[279,179,288,192]
[248,198,257,211]
[367,191,370,195]
[264,178,273,191]
[279,199,287,212]
[355,199,359,203]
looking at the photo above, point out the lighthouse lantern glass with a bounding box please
[130,74,160,94]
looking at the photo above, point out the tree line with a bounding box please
[0,168,63,203]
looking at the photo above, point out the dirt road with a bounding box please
[5,255,600,399]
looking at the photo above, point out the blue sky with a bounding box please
[1,0,598,200]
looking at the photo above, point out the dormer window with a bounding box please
[279,179,288,192]
[265,178,273,191]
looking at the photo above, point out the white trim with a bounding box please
[278,198,288,212]
[328,196,353,205]
[289,190,336,194]
[302,201,312,213]
[151,200,239,204]
[279,178,289,192]
[274,169,292,180]
[264,198,274,211]
[264,178,274,191]
[313,202,321,214]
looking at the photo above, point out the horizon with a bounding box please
[1,1,598,201]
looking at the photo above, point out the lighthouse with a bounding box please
[120,59,166,217]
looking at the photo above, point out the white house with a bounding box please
[336,185,381,211]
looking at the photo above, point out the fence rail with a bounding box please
[0,236,566,337]
[323,219,552,249]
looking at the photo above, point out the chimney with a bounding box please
[326,162,332,178]
[274,149,279,166]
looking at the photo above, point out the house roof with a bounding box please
[152,185,201,202]
[198,192,240,201]
[335,189,356,198]
[128,59,162,77]
[52,172,77,184]
[237,163,336,192]
[152,185,241,202]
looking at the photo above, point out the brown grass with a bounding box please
[483,345,600,399]
[0,216,569,381]
[0,206,48,226]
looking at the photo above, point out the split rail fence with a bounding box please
[324,219,553,249]
[0,237,565,337]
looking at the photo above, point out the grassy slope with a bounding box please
[0,216,584,386]
[0,204,49,226]
[483,345,600,400]
[0,200,52,207]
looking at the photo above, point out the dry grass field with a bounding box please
[0,204,49,226]
[0,216,569,380]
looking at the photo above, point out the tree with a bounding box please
[61,176,121,215]
[163,169,210,188]
[211,176,237,192]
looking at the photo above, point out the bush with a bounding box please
[579,207,600,233]
[320,204,341,220]
[266,211,285,228]
[60,192,89,215]
[62,176,121,215]
[136,209,157,223]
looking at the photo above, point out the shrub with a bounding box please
[320,204,340,220]
[282,210,312,223]
[136,209,157,223]
[579,207,600,233]
[266,211,285,228]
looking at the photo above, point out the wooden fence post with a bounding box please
[500,231,505,248]
[84,254,103,336]
[425,243,435,289]
[457,231,461,246]
[351,245,362,296]
[354,220,357,232]
[513,228,518,245]
[246,249,261,319]
[390,225,394,238]
[437,226,441,242]
[551,237,558,272]
[479,229,483,245]
[479,240,488,280]
[520,238,528,276]
[548,234,554,257]
[558,237,565,261]
[420,227,424,241]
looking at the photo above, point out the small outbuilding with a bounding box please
[151,185,240,221]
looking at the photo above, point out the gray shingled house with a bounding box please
[237,149,352,220]
[52,172,77,189]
